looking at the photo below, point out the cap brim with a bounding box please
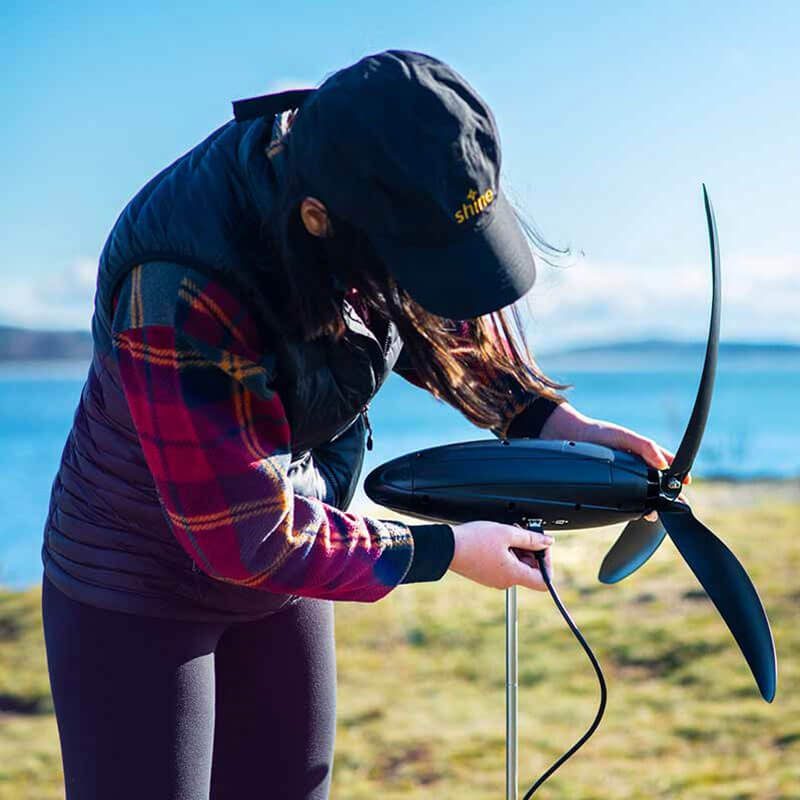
[369,188,536,319]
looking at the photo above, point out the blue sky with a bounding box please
[2,1,798,350]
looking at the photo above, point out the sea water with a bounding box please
[0,356,797,588]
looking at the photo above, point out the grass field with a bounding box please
[0,481,798,799]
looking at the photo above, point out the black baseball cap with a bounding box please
[233,49,535,320]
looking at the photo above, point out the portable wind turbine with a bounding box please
[364,187,778,797]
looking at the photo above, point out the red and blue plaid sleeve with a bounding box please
[111,262,453,602]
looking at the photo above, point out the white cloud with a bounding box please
[2,253,798,348]
[0,259,96,330]
[261,77,318,93]
[522,253,800,353]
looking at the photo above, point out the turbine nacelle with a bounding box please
[364,438,658,529]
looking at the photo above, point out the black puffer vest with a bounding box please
[42,113,405,620]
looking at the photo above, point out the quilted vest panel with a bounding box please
[93,113,403,454]
[42,112,404,620]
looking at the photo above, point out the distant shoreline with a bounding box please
[538,338,800,373]
[540,338,800,359]
[0,326,92,362]
[2,325,799,363]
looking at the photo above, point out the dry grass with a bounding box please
[1,481,798,799]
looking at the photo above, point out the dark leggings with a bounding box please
[41,575,337,800]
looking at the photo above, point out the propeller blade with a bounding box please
[660,502,777,702]
[598,516,667,584]
[667,185,721,484]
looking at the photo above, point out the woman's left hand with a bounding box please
[538,401,691,521]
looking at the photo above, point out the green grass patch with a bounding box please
[1,487,798,798]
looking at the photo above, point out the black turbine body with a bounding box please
[365,187,777,703]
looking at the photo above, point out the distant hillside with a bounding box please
[1,327,798,366]
[546,338,800,358]
[540,338,800,371]
[0,326,92,361]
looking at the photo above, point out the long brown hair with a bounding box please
[262,139,571,437]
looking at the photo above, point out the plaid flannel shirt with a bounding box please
[112,261,560,604]
[112,262,456,603]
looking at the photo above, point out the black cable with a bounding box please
[521,549,608,799]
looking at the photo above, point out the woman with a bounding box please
[41,49,687,799]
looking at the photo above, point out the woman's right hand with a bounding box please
[448,521,554,592]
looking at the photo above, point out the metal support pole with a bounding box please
[506,585,518,800]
